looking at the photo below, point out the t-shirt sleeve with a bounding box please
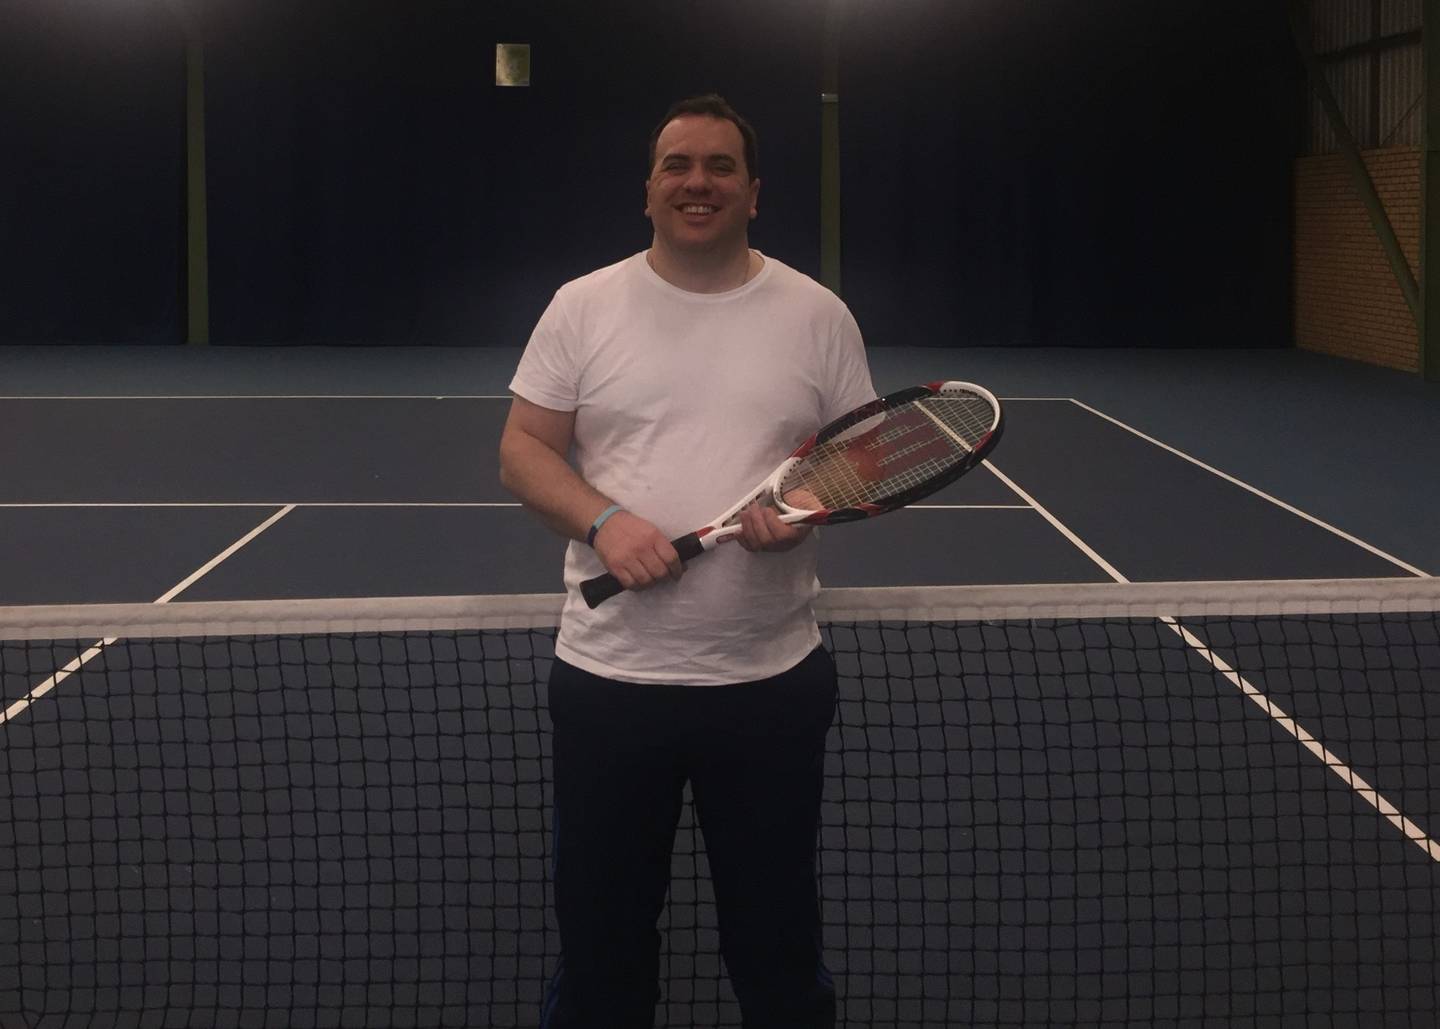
[508,291,580,411]
[821,306,878,423]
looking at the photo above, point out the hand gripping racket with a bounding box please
[580,381,1003,609]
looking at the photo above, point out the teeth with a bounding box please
[681,205,716,214]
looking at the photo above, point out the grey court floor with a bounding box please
[0,344,1434,607]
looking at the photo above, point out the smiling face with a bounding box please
[644,114,760,259]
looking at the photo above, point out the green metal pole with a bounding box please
[1423,0,1440,379]
[1289,1,1422,337]
[165,0,210,344]
[820,0,842,296]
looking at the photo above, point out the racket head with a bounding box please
[773,380,1002,523]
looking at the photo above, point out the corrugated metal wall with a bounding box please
[1303,0,1422,153]
[1381,0,1423,36]
[1311,0,1371,49]
[1379,43,1423,146]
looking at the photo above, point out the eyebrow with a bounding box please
[659,153,738,167]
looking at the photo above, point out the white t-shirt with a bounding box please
[509,250,875,685]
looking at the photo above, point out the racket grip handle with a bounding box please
[579,532,707,609]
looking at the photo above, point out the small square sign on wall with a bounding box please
[496,44,531,87]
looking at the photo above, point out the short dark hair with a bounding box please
[647,94,759,182]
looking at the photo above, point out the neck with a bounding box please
[646,240,759,294]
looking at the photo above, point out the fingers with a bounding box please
[730,502,812,553]
[617,543,682,591]
[592,510,683,592]
[782,487,823,510]
[594,502,811,599]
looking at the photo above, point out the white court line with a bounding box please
[0,640,117,728]
[150,506,295,603]
[0,506,296,728]
[1164,616,1440,862]
[1068,398,1430,578]
[984,455,1440,865]
[982,459,1129,582]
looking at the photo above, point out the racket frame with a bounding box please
[581,380,1002,607]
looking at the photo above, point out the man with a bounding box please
[499,94,875,1029]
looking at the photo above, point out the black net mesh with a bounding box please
[1,580,1437,1027]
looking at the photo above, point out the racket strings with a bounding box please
[923,393,1000,441]
[780,393,996,510]
[783,450,870,508]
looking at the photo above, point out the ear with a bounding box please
[749,177,761,219]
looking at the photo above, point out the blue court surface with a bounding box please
[1,345,1438,1027]
[1,345,1436,605]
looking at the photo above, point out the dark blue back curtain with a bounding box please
[839,0,1303,348]
[205,0,825,346]
[0,0,183,344]
[2,0,1300,349]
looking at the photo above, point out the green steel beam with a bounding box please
[1289,2,1422,347]
[164,0,210,345]
[1318,28,1421,64]
[1425,0,1440,379]
[820,0,842,296]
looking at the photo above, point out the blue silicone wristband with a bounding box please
[586,504,624,546]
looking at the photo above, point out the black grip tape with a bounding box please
[579,531,708,609]
[579,573,624,609]
[672,532,707,562]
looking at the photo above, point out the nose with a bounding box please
[681,164,711,192]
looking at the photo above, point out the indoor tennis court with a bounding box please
[3,1,1439,1027]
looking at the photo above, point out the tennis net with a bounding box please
[1,578,1437,1028]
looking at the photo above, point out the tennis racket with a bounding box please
[580,380,1003,609]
